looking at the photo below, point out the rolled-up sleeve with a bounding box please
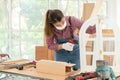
[86,25,96,34]
[71,16,84,29]
[71,16,96,34]
[46,36,58,50]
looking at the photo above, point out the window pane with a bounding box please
[59,0,78,17]
[0,0,9,53]
[49,0,58,9]
[0,0,108,60]
[20,0,48,31]
[10,40,21,59]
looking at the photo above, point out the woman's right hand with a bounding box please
[62,42,74,51]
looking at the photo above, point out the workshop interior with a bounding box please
[0,0,120,80]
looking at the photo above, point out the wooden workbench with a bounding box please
[0,68,80,80]
[1,68,120,80]
[0,59,119,80]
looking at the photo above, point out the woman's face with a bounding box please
[53,17,66,27]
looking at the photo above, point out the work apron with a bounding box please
[54,16,80,70]
[54,37,80,70]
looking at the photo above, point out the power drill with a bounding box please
[96,60,116,80]
[68,38,78,44]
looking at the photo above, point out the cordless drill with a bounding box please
[68,38,78,44]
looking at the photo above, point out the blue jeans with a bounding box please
[55,43,80,70]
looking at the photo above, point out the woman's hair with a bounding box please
[44,9,64,37]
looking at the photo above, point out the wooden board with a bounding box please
[102,29,114,37]
[35,46,54,60]
[82,3,95,21]
[0,59,32,71]
[86,41,94,52]
[86,55,93,65]
[104,55,114,66]
[1,59,29,65]
[36,60,75,76]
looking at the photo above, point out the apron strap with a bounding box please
[68,16,74,39]
[54,31,57,40]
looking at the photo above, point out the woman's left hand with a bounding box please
[74,28,79,38]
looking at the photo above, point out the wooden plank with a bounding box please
[36,60,75,76]
[104,55,114,66]
[86,41,94,52]
[102,29,114,37]
[1,59,29,65]
[35,46,54,60]
[37,60,75,67]
[48,49,54,60]
[35,46,48,60]
[37,63,66,76]
[82,3,95,21]
[86,55,93,65]
[0,59,35,71]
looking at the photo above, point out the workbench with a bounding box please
[0,67,80,80]
[0,59,119,80]
[0,68,120,80]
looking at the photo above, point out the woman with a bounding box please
[44,9,95,70]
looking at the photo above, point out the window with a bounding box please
[0,0,107,60]
[0,0,9,55]
[116,0,120,27]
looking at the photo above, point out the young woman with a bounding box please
[44,9,95,70]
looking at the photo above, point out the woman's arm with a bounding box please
[46,36,62,50]
[71,16,96,34]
